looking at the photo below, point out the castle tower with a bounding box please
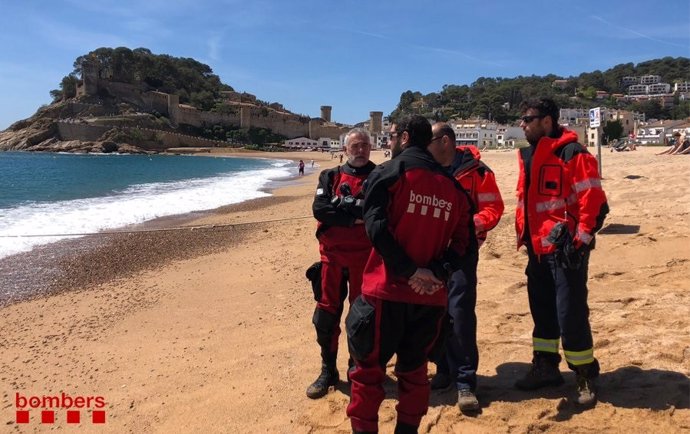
[240,107,251,129]
[320,105,332,122]
[168,94,180,127]
[369,111,383,134]
[81,59,99,96]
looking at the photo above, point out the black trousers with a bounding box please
[525,250,599,375]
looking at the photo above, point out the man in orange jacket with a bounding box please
[515,98,609,406]
[427,122,504,412]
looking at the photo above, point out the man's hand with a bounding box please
[408,268,443,295]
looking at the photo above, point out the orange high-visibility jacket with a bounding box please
[515,128,609,254]
[452,146,504,244]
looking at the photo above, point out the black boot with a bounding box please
[515,353,564,391]
[574,361,599,406]
[394,421,418,434]
[306,352,339,399]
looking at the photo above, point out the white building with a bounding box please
[628,84,648,95]
[560,108,589,125]
[496,126,524,147]
[647,83,671,95]
[674,82,690,93]
[449,120,498,148]
[635,120,686,144]
[639,75,661,85]
[284,136,318,149]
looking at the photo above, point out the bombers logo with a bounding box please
[14,392,107,425]
[407,190,452,221]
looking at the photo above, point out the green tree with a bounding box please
[602,120,623,144]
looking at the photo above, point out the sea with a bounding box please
[0,151,295,260]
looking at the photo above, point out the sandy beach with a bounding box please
[1,146,689,433]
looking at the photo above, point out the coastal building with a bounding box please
[635,119,686,144]
[560,108,589,125]
[586,109,640,146]
[647,83,671,95]
[449,120,498,148]
[622,76,639,87]
[674,82,690,93]
[628,84,648,95]
[284,137,318,149]
[496,126,524,148]
[639,75,661,85]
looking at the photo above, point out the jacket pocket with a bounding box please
[539,165,563,197]
[346,296,376,361]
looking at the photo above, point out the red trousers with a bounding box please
[346,296,445,432]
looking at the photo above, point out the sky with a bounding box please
[1,0,689,130]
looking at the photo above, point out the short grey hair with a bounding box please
[344,128,371,147]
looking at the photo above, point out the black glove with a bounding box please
[560,241,589,270]
[338,196,363,219]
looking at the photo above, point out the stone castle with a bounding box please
[75,60,382,142]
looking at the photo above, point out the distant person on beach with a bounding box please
[426,122,504,412]
[346,115,474,433]
[514,98,609,406]
[658,132,689,155]
[305,128,375,399]
[310,159,315,168]
[298,159,305,175]
[339,153,344,163]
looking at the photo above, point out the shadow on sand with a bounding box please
[429,362,689,420]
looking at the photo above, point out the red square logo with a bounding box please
[41,410,55,424]
[16,410,29,424]
[92,410,106,424]
[67,410,81,424]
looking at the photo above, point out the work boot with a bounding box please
[306,363,339,399]
[575,374,597,406]
[430,372,452,390]
[457,388,480,412]
[515,356,564,390]
[394,421,418,434]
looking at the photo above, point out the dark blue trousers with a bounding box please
[437,252,479,391]
[525,250,599,376]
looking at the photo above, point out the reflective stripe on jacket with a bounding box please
[515,128,609,254]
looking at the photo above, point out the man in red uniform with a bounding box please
[427,123,504,412]
[306,128,376,399]
[514,98,609,406]
[346,115,475,434]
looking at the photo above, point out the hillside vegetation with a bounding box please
[390,57,690,122]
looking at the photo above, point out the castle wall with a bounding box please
[198,111,241,127]
[82,74,353,141]
[143,91,171,116]
[57,122,111,141]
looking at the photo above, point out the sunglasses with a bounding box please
[520,115,545,123]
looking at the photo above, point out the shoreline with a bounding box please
[0,167,323,308]
[0,149,339,307]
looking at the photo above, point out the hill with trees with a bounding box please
[390,57,690,123]
[51,47,237,112]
